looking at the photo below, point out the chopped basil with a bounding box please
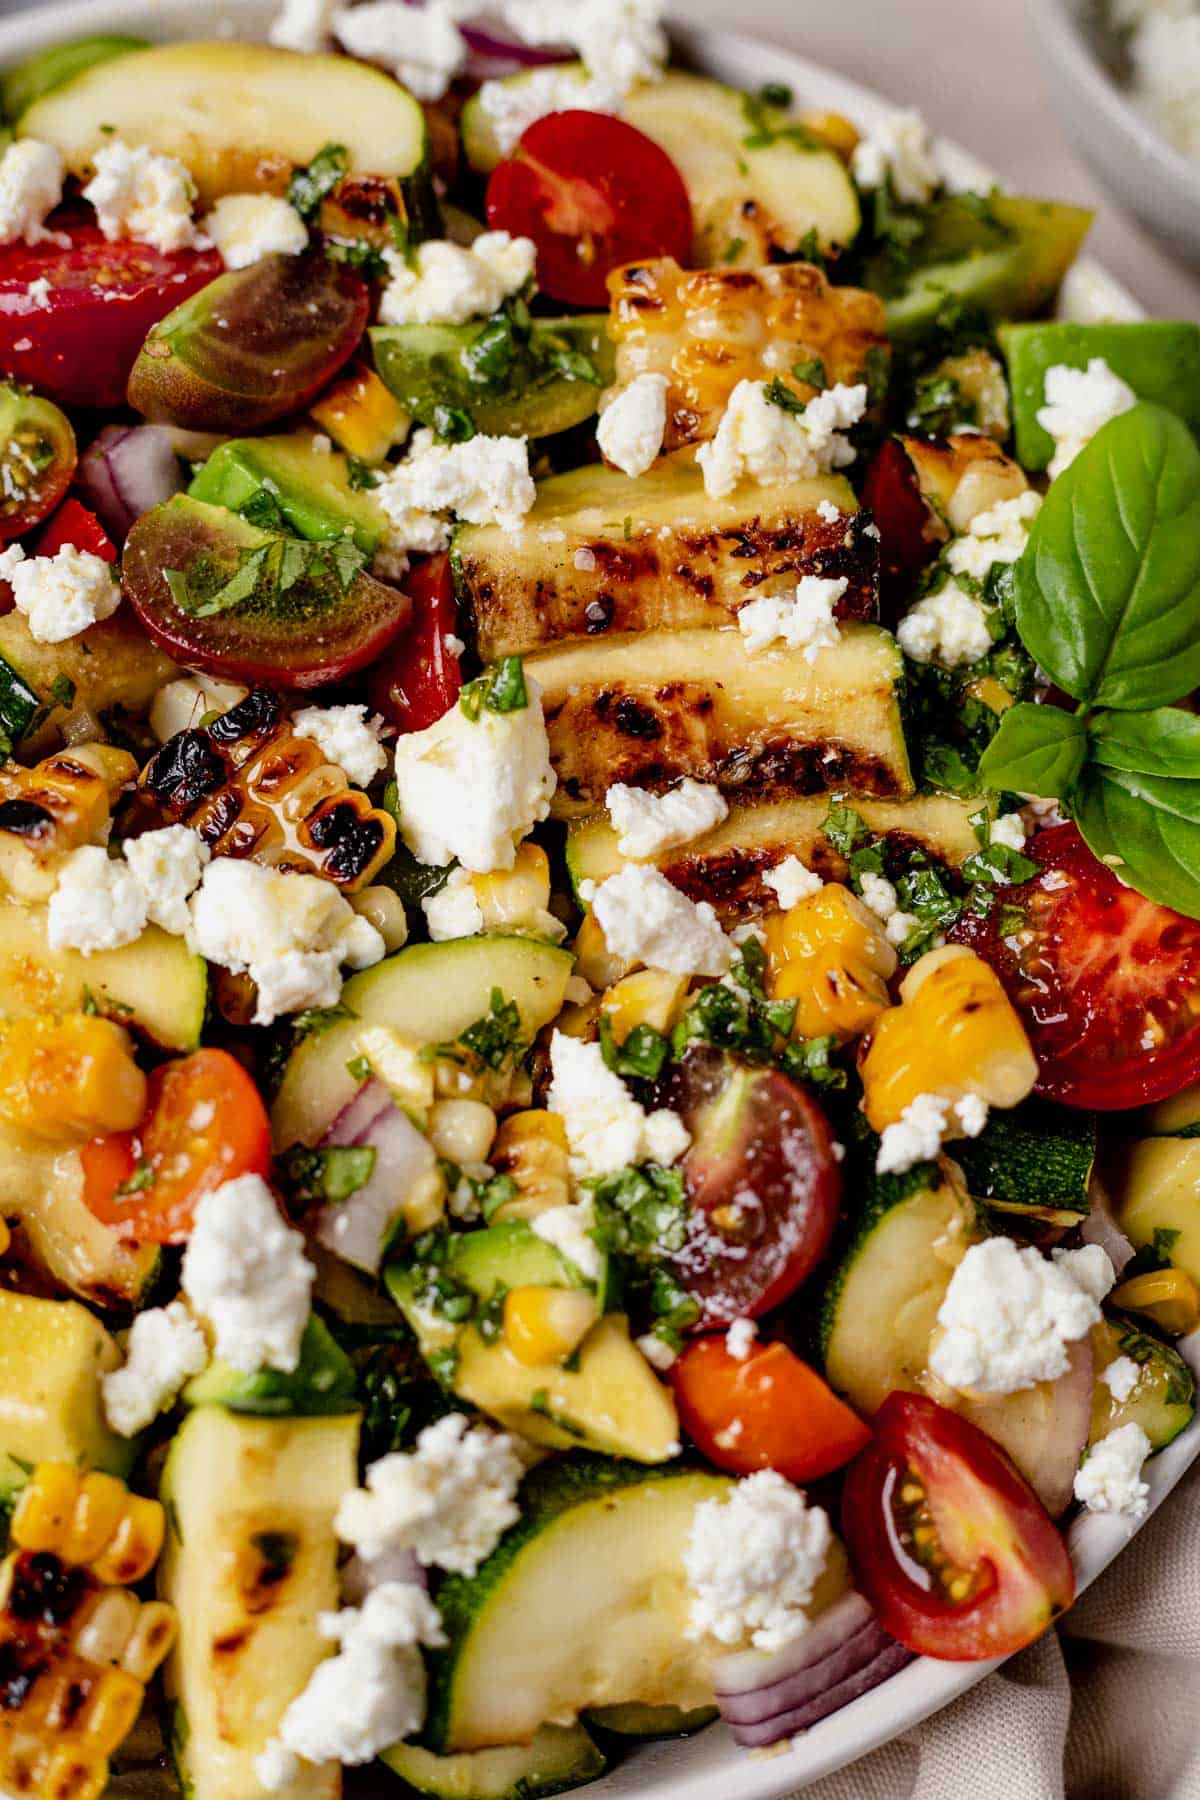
[288,142,348,219]
[461,656,528,720]
[276,1144,376,1207]
[720,236,747,264]
[792,355,827,391]
[432,403,476,444]
[763,376,806,415]
[589,1163,689,1259]
[597,1013,670,1084]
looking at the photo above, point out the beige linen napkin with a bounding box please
[796,1468,1200,1800]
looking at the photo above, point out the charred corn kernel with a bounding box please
[601,969,689,1041]
[0,1015,146,1145]
[965,674,1015,716]
[0,745,137,902]
[763,883,897,1043]
[1111,1268,1200,1336]
[117,1600,176,1682]
[353,1026,435,1126]
[861,945,1038,1132]
[311,362,410,463]
[490,1110,571,1220]
[88,1498,164,1588]
[71,1589,141,1667]
[350,883,409,952]
[39,1741,109,1800]
[149,673,249,743]
[57,1472,127,1567]
[472,844,566,942]
[574,909,635,991]
[35,1658,143,1753]
[137,687,395,890]
[607,257,887,450]
[12,1467,164,1587]
[900,432,1028,536]
[503,1286,600,1367]
[799,108,861,158]
[428,1098,497,1166]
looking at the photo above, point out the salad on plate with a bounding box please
[0,2,1197,1796]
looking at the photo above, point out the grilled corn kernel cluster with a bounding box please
[900,431,1028,536]
[503,1285,600,1367]
[763,883,897,1043]
[310,361,410,463]
[471,844,566,942]
[0,746,136,903]
[489,1110,571,1220]
[138,686,394,890]
[607,257,888,450]
[0,1467,176,1800]
[0,1014,147,1145]
[861,944,1038,1132]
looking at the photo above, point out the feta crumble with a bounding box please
[334,0,472,100]
[503,0,667,93]
[181,1174,315,1374]
[531,1201,605,1282]
[337,1414,523,1573]
[725,1318,758,1361]
[597,373,670,477]
[0,544,120,645]
[25,275,51,311]
[82,142,205,255]
[422,866,485,941]
[636,1332,678,1372]
[929,1236,1113,1396]
[376,428,536,559]
[896,581,993,669]
[945,490,1042,582]
[546,1032,691,1178]
[1102,1355,1141,1404]
[0,140,65,246]
[1037,358,1139,481]
[685,1470,832,1652]
[606,778,728,859]
[591,865,731,979]
[102,1301,209,1437]
[1073,1422,1152,1518]
[47,847,148,955]
[851,109,942,205]
[697,380,868,500]
[269,0,336,52]
[379,231,535,327]
[202,193,308,269]
[292,702,388,789]
[737,575,847,660]
[990,811,1028,853]
[390,679,555,872]
[123,827,212,937]
[875,1091,989,1176]
[763,856,823,910]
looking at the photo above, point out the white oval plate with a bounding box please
[0,2,1180,1795]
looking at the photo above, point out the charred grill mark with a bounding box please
[0,1643,44,1712]
[673,564,714,597]
[0,800,54,836]
[213,1629,251,1657]
[715,740,904,800]
[585,597,614,632]
[308,802,386,881]
[7,1554,87,1629]
[612,697,663,740]
[142,730,226,810]
[208,688,281,745]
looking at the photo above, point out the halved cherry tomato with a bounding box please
[81,1048,272,1244]
[0,222,222,410]
[671,1336,870,1481]
[665,1047,842,1327]
[368,552,461,733]
[860,437,942,613]
[485,111,693,307]
[33,497,117,562]
[950,822,1200,1110]
[841,1392,1075,1661]
[0,383,75,543]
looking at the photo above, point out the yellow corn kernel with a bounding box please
[503,1286,600,1367]
[0,1013,147,1146]
[0,1216,9,1257]
[1111,1268,1200,1337]
[61,1473,128,1567]
[13,1466,166,1588]
[117,1600,177,1683]
[965,674,1015,717]
[763,882,897,1043]
[311,363,410,463]
[861,944,1038,1133]
[400,1164,447,1236]
[472,844,565,942]
[0,745,136,903]
[10,1462,81,1555]
[490,1111,571,1221]
[88,1497,164,1588]
[799,108,861,159]
[71,1588,141,1668]
[428,1098,497,1166]
[574,910,635,991]
[39,1741,110,1800]
[601,969,689,1042]
[41,1660,143,1755]
[349,883,409,953]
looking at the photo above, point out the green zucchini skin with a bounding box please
[950,1100,1097,1223]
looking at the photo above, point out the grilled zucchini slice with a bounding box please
[527,624,912,819]
[455,448,876,660]
[381,1725,606,1798]
[1090,1314,1195,1452]
[0,608,177,758]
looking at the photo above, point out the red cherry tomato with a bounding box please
[368,552,461,732]
[665,1047,842,1328]
[671,1336,870,1481]
[485,111,693,307]
[0,222,222,410]
[841,1392,1075,1661]
[860,437,942,612]
[950,822,1200,1109]
[33,497,117,563]
[81,1048,272,1244]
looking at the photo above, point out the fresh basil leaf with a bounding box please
[1014,404,1200,710]
[288,142,348,219]
[975,703,1087,798]
[1089,706,1200,778]
[1075,769,1200,918]
[180,545,272,618]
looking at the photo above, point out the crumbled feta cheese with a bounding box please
[256,1581,446,1789]
[875,1091,989,1176]
[546,1032,690,1178]
[123,826,211,937]
[851,108,942,204]
[606,778,728,859]
[763,856,823,910]
[82,142,204,254]
[725,1318,758,1361]
[858,871,899,921]
[1127,4,1200,161]
[150,673,248,741]
[25,275,52,310]
[597,373,669,477]
[203,193,308,269]
[503,0,667,93]
[2,545,120,645]
[1102,1355,1141,1404]
[636,1332,678,1372]
[929,1236,1112,1396]
[292,702,388,789]
[422,866,484,941]
[737,575,847,660]
[379,231,535,327]
[1037,358,1139,481]
[591,865,731,978]
[0,140,64,246]
[697,380,868,500]
[334,0,472,99]
[1051,1243,1118,1305]
[337,1414,523,1573]
[990,811,1028,853]
[478,65,622,156]
[896,581,993,669]
[685,1470,832,1652]
[1074,1422,1152,1518]
[102,1301,209,1436]
[390,679,555,872]
[376,427,535,557]
[47,847,148,955]
[269,0,336,52]
[186,858,384,1025]
[181,1174,314,1374]
[531,1202,605,1282]
[945,491,1042,581]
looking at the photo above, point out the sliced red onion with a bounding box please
[1080,1178,1135,1278]
[78,423,183,541]
[723,1638,915,1747]
[398,1,571,78]
[713,1591,876,1699]
[318,1088,437,1274]
[960,1335,1093,1519]
[326,1078,392,1149]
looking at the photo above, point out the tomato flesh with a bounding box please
[485,111,693,307]
[671,1336,870,1481]
[81,1048,272,1244]
[0,222,222,410]
[841,1392,1075,1661]
[0,383,75,543]
[665,1047,841,1327]
[951,822,1200,1109]
[368,552,461,732]
[33,497,117,562]
[860,437,942,613]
